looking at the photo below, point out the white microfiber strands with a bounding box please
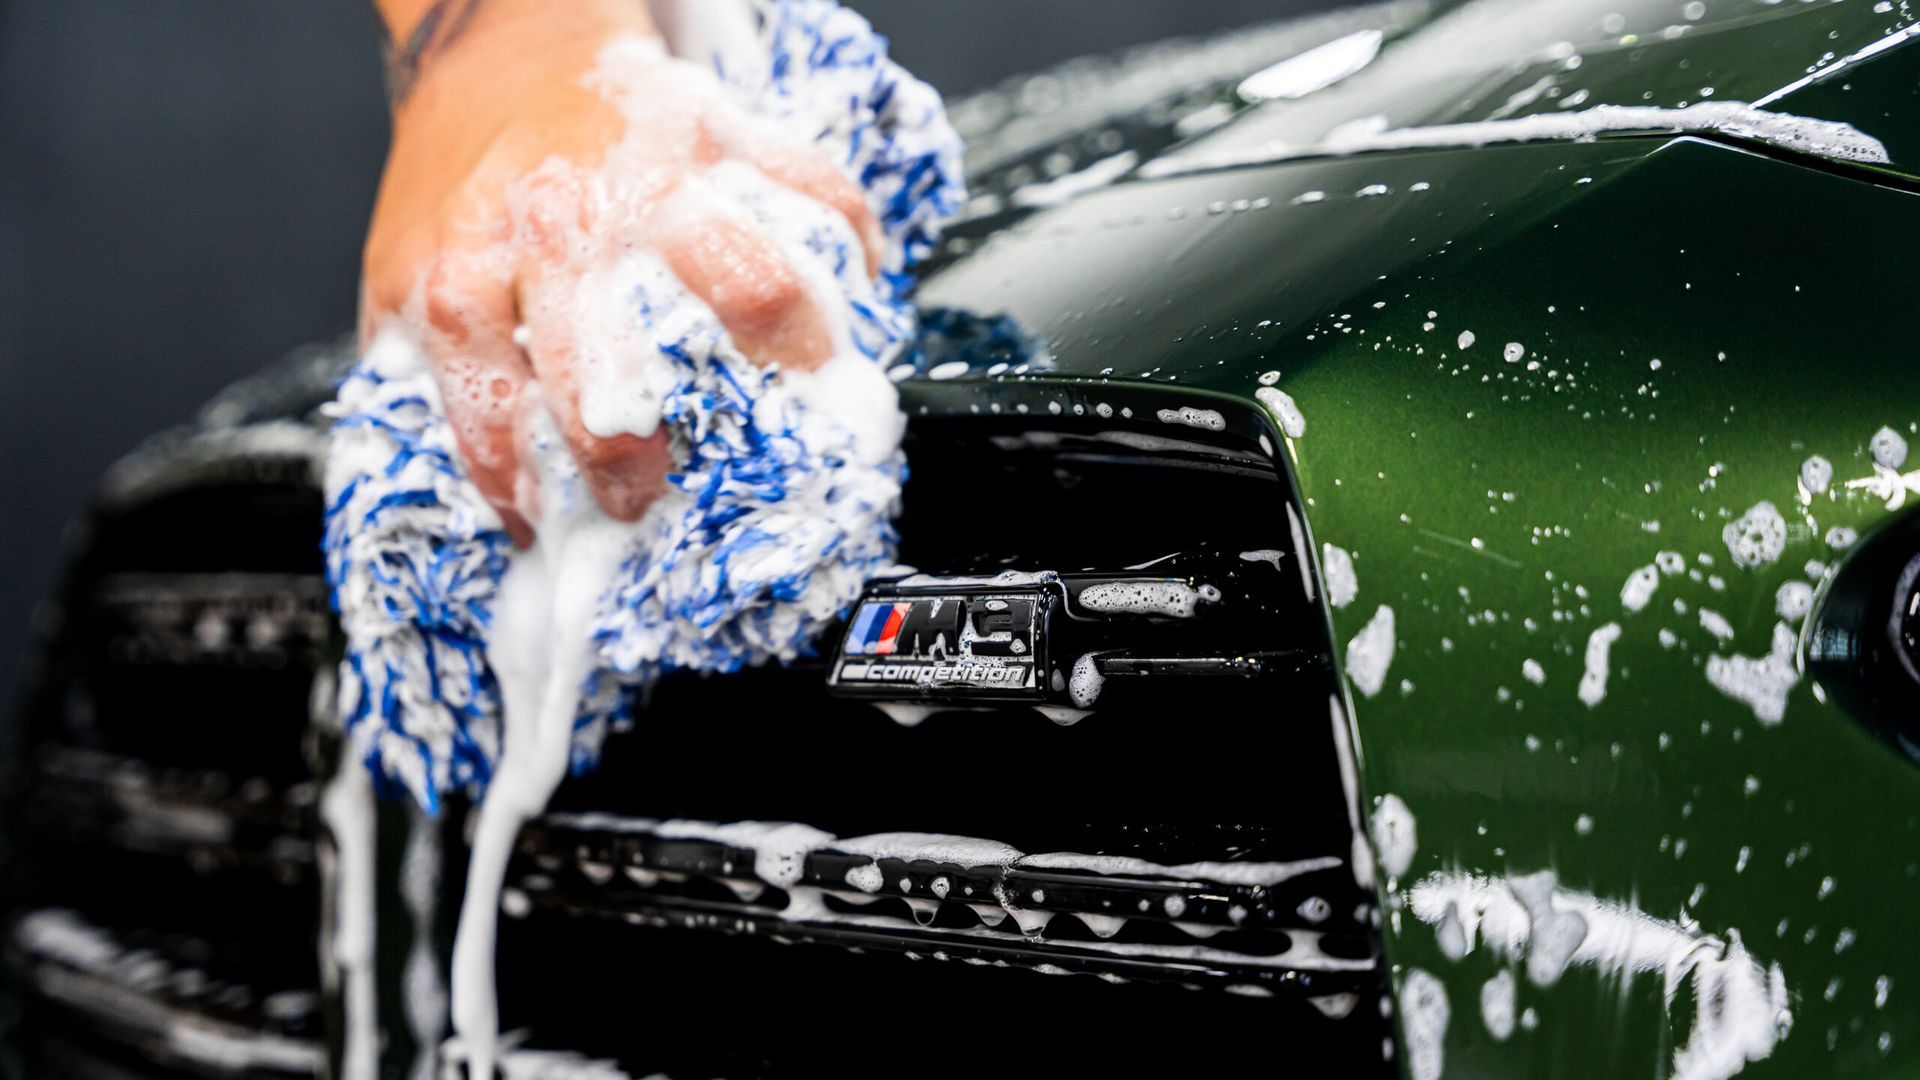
[323,334,510,813]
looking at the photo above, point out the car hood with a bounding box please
[910,0,1919,398]
[1172,0,1920,179]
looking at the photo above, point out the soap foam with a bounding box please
[1142,101,1891,179]
[1078,580,1212,618]
[1344,604,1396,698]
[1409,869,1793,1080]
[1705,622,1801,725]
[1320,543,1357,608]
[1369,792,1417,880]
[1577,621,1622,707]
[1399,968,1450,1080]
[1722,501,1787,569]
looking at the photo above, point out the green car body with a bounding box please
[909,0,1920,1075]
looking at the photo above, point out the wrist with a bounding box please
[383,0,655,106]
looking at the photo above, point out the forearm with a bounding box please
[373,0,654,104]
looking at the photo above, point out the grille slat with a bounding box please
[509,811,1377,999]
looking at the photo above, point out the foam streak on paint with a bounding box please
[1370,793,1416,880]
[1256,385,1307,438]
[1321,543,1357,608]
[1706,622,1801,724]
[1345,604,1395,698]
[1578,622,1622,707]
[1141,101,1890,179]
[1481,969,1516,1041]
[1286,504,1317,602]
[1328,696,1375,887]
[1409,870,1792,1080]
[1012,150,1140,209]
[1621,564,1659,612]
[1400,968,1450,1080]
[1237,29,1383,102]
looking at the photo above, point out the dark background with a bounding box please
[0,0,1337,704]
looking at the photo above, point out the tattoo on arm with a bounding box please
[383,0,486,104]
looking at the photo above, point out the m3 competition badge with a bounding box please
[829,586,1049,700]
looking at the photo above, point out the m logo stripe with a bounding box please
[847,602,889,655]
[873,602,912,655]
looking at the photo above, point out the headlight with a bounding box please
[1807,510,1920,760]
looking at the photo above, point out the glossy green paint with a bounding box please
[903,13,1920,1074]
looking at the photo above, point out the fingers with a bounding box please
[656,214,833,371]
[398,129,867,530]
[515,266,674,523]
[417,253,537,547]
[709,112,881,278]
[747,144,883,279]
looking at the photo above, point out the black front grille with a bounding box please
[500,415,1388,1073]
[7,415,332,1079]
[9,908,324,1078]
[10,388,1389,1077]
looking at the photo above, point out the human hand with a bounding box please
[361,0,881,544]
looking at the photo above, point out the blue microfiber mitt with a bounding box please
[322,0,964,813]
